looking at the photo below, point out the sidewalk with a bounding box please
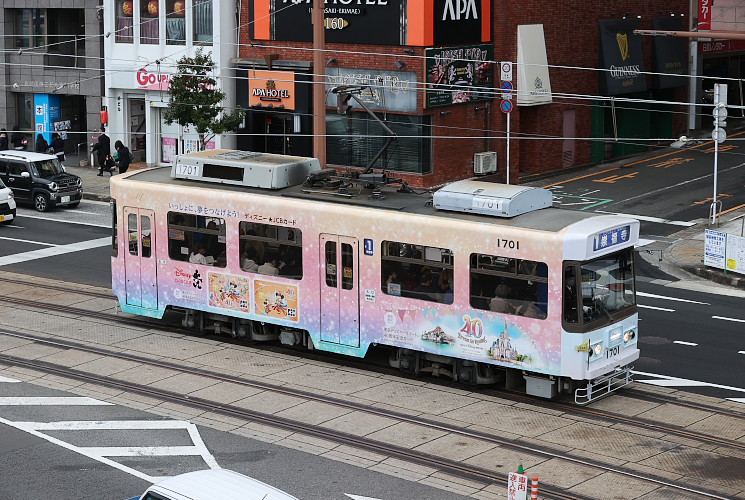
[63,150,745,290]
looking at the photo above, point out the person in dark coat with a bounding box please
[114,140,131,174]
[51,133,65,162]
[0,129,8,151]
[91,128,112,176]
[35,134,49,153]
[10,126,25,150]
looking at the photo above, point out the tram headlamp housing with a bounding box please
[623,329,636,344]
[593,343,603,356]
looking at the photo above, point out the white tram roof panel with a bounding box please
[171,149,322,189]
[433,180,554,218]
[122,167,617,233]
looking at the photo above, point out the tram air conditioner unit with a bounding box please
[473,151,497,175]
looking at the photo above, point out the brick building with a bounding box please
[235,0,691,188]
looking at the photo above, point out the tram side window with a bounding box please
[167,212,227,268]
[470,254,548,319]
[381,241,454,304]
[239,222,303,279]
[111,200,118,257]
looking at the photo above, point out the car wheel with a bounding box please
[34,193,50,212]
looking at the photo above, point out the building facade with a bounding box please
[102,0,236,166]
[237,0,691,188]
[0,1,104,158]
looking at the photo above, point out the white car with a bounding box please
[0,177,16,224]
[128,469,300,500]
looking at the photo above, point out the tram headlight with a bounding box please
[623,329,636,344]
[593,343,603,356]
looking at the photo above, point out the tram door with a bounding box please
[319,234,360,347]
[124,208,157,309]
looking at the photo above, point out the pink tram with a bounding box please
[110,150,640,403]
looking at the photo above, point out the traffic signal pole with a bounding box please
[312,0,326,167]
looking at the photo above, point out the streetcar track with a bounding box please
[0,324,737,500]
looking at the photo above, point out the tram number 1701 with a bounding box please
[606,345,621,359]
[496,238,520,250]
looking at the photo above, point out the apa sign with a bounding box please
[441,0,478,20]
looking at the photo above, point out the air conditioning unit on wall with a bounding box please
[474,151,497,175]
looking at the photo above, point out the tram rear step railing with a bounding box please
[575,365,634,405]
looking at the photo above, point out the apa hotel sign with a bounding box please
[248,70,296,109]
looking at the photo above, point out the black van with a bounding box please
[0,151,83,212]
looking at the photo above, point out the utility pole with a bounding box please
[312,0,326,167]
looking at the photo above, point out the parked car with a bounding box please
[0,150,82,212]
[127,469,301,500]
[0,177,16,224]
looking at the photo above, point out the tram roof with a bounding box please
[121,167,606,233]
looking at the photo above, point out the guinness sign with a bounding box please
[599,19,646,95]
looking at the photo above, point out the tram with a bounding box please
[110,150,639,404]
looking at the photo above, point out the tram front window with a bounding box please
[564,247,635,327]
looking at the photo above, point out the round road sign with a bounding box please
[501,81,513,93]
[712,127,726,143]
[500,100,513,113]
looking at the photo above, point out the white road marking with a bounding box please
[728,398,745,403]
[638,304,675,312]
[712,315,745,323]
[0,376,21,383]
[636,291,709,305]
[82,446,205,457]
[346,495,383,500]
[634,370,745,394]
[0,397,113,406]
[15,213,110,228]
[0,236,59,246]
[673,341,698,346]
[0,236,110,267]
[595,211,696,227]
[739,351,745,355]
[0,416,156,483]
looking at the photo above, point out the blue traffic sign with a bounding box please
[500,81,513,92]
[500,100,513,113]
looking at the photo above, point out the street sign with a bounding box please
[500,100,513,114]
[712,127,726,143]
[712,107,728,120]
[500,61,513,82]
[501,81,513,100]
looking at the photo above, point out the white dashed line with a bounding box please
[712,315,745,323]
[636,291,709,305]
[638,304,675,312]
[0,376,21,383]
[673,341,698,346]
[0,237,111,267]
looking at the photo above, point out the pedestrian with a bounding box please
[35,134,50,154]
[10,126,26,150]
[91,127,113,176]
[0,129,8,151]
[114,140,131,174]
[51,133,66,162]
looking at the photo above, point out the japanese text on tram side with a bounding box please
[167,203,239,218]
[244,213,298,225]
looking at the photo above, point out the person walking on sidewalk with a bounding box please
[51,133,66,162]
[92,127,113,176]
[35,134,49,154]
[0,129,8,151]
[114,140,131,174]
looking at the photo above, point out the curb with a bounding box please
[681,265,745,290]
[83,193,111,203]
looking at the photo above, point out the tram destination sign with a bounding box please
[592,225,630,252]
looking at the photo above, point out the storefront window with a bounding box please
[327,113,432,174]
[166,0,187,45]
[194,0,213,44]
[141,0,160,44]
[115,1,134,43]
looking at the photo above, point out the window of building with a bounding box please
[239,222,302,279]
[166,0,187,45]
[194,0,214,44]
[140,0,160,44]
[115,1,134,43]
[167,212,226,267]
[381,241,453,304]
[14,9,45,48]
[470,254,548,319]
[326,113,432,174]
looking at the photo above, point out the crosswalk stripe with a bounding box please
[0,397,113,406]
[0,237,111,267]
[0,376,21,383]
[81,446,205,457]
